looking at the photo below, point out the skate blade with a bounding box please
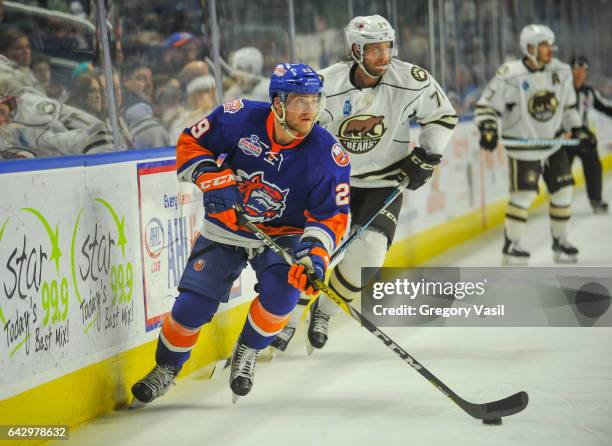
[232,393,240,404]
[305,338,314,356]
[209,358,231,380]
[501,255,529,266]
[129,398,148,409]
[269,346,279,359]
[553,253,578,264]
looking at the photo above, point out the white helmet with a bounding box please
[345,14,398,62]
[231,46,264,75]
[519,24,556,60]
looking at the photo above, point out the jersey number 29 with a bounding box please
[190,118,210,139]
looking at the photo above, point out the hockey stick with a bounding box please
[330,176,411,266]
[501,138,579,146]
[235,210,529,422]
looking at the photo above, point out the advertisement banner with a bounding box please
[136,160,242,332]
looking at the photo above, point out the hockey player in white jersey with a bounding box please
[271,14,457,352]
[475,24,587,265]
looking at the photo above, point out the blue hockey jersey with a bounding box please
[176,99,351,253]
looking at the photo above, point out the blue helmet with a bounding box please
[268,63,323,102]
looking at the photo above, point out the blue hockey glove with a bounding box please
[195,168,242,230]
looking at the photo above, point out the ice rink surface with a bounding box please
[50,178,612,446]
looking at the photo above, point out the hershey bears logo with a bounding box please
[411,66,428,82]
[236,170,289,223]
[528,90,559,122]
[337,114,386,153]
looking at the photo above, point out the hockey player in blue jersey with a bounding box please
[131,63,351,404]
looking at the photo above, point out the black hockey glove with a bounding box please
[398,146,442,191]
[478,119,498,151]
[571,126,597,151]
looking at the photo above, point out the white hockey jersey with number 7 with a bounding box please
[318,59,457,188]
[475,58,582,161]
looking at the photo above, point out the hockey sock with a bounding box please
[156,290,219,367]
[241,296,291,349]
[504,202,529,241]
[549,186,572,239]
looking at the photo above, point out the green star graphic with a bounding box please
[22,208,62,274]
[94,198,128,258]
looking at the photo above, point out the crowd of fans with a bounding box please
[0,0,610,160]
[0,0,274,160]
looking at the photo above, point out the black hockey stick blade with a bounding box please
[461,390,529,420]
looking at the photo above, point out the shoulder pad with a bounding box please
[387,59,432,86]
[495,60,525,78]
[318,62,347,78]
[548,58,571,73]
[410,65,429,82]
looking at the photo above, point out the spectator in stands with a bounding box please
[155,32,202,84]
[30,51,64,99]
[121,61,170,148]
[124,101,172,149]
[0,73,111,157]
[223,46,268,102]
[0,94,15,126]
[170,74,216,141]
[0,25,41,92]
[31,52,51,92]
[66,73,104,118]
[122,60,154,109]
[164,32,200,67]
[97,69,133,148]
[177,60,210,90]
[155,83,184,130]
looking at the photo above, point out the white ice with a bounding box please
[49,177,612,446]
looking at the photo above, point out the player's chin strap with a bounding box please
[351,51,382,80]
[525,44,556,69]
[525,53,545,70]
[270,103,314,141]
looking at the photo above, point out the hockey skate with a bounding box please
[130,364,180,406]
[229,341,260,403]
[269,326,296,354]
[552,237,579,263]
[305,298,331,355]
[591,200,609,214]
[501,236,530,266]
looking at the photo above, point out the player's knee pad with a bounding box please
[171,290,220,327]
[509,190,538,209]
[550,185,573,207]
[258,264,300,315]
[330,228,388,301]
